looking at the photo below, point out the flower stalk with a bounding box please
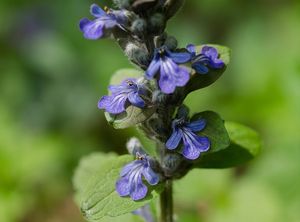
[160,179,173,222]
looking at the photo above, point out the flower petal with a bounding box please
[142,166,159,185]
[116,177,131,196]
[130,176,148,201]
[209,59,224,69]
[120,161,138,177]
[186,119,206,132]
[202,46,218,58]
[90,4,106,17]
[186,44,196,54]
[174,66,190,87]
[192,63,209,74]
[80,18,105,39]
[168,52,192,64]
[145,58,160,79]
[128,92,145,108]
[182,131,210,160]
[98,94,127,114]
[166,128,182,150]
[158,58,178,94]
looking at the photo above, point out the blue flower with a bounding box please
[166,117,210,160]
[133,205,154,222]
[187,44,224,74]
[98,78,146,114]
[79,4,127,40]
[145,46,191,94]
[116,151,159,201]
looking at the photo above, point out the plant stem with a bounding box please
[160,179,173,222]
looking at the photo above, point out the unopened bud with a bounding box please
[164,35,178,50]
[125,42,149,67]
[149,13,165,34]
[126,137,144,155]
[113,0,131,9]
[131,18,147,34]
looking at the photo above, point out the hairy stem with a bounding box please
[160,179,173,222]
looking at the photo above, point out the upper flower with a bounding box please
[116,151,159,201]
[145,46,191,94]
[187,44,224,74]
[79,4,128,40]
[98,78,146,114]
[166,117,210,160]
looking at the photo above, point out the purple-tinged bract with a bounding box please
[116,152,159,201]
[166,117,210,160]
[187,44,224,74]
[145,46,191,94]
[98,78,145,114]
[79,4,127,40]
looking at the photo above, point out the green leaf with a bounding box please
[195,121,261,168]
[104,68,156,129]
[73,153,163,221]
[73,153,118,203]
[191,111,230,153]
[185,44,231,93]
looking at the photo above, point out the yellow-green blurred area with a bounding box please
[0,0,300,221]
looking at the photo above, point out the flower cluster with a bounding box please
[79,1,225,202]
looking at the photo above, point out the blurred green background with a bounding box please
[1,0,300,221]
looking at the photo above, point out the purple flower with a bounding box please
[166,117,210,160]
[187,44,224,74]
[145,46,191,94]
[116,152,159,201]
[79,4,127,40]
[133,205,155,222]
[98,78,145,114]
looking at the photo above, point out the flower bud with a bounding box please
[149,13,165,34]
[131,18,147,35]
[113,0,131,9]
[152,90,168,104]
[164,35,178,51]
[125,42,149,68]
[131,0,159,14]
[176,105,190,119]
[126,137,143,155]
[162,153,182,177]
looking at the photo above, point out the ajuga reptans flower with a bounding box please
[98,78,146,114]
[145,46,191,94]
[187,44,225,74]
[166,117,210,160]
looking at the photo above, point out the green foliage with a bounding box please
[185,44,231,93]
[73,153,163,221]
[195,121,261,168]
[104,69,156,129]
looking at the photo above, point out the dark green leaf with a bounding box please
[191,111,230,153]
[185,44,231,93]
[195,121,261,168]
[73,153,163,221]
[104,69,156,129]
